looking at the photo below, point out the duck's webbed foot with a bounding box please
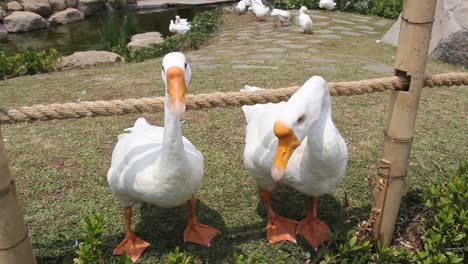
[260,189,297,243]
[183,196,221,247]
[297,196,330,250]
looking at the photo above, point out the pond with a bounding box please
[0,5,216,55]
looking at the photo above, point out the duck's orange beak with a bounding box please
[271,121,301,182]
[166,66,187,116]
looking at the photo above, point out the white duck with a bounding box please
[319,0,336,11]
[236,0,247,14]
[271,8,291,26]
[297,6,313,34]
[175,15,190,26]
[169,19,191,34]
[242,76,348,249]
[252,1,270,22]
[107,52,220,262]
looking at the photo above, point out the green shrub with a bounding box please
[416,161,467,263]
[74,213,106,264]
[73,212,131,264]
[232,252,286,264]
[320,161,467,263]
[165,247,192,264]
[95,8,139,54]
[129,8,223,62]
[0,45,60,79]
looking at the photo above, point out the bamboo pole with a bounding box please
[372,0,437,244]
[0,127,36,264]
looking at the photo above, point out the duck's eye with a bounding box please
[161,66,165,73]
[184,63,188,69]
[297,115,305,124]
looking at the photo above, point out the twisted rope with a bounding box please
[1,72,466,124]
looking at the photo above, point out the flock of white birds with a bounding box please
[236,0,337,34]
[169,0,337,35]
[169,15,192,34]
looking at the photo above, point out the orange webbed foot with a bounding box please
[113,234,150,263]
[184,222,221,247]
[267,214,298,244]
[297,216,330,250]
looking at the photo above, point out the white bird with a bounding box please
[319,0,336,11]
[107,52,220,262]
[242,76,348,249]
[175,15,190,26]
[236,0,247,14]
[252,1,270,22]
[169,19,191,34]
[271,8,291,26]
[297,6,313,34]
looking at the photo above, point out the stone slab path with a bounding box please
[186,9,395,77]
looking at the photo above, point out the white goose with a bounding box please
[319,0,336,11]
[271,8,291,26]
[175,15,190,26]
[108,52,220,262]
[236,0,247,14]
[297,6,313,34]
[169,19,191,34]
[252,1,270,22]
[242,76,348,249]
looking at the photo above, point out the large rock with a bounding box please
[21,0,52,17]
[0,7,6,22]
[381,0,468,66]
[3,11,48,32]
[127,32,163,50]
[66,0,79,8]
[61,50,125,69]
[48,8,84,24]
[50,0,67,11]
[7,1,24,11]
[431,30,468,66]
[0,24,7,38]
[77,0,106,16]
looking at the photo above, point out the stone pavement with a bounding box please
[185,9,395,75]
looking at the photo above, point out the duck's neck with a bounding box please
[306,95,333,148]
[161,94,187,164]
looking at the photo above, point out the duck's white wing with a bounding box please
[243,102,286,143]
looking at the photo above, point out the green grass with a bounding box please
[0,11,466,263]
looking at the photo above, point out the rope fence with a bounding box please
[1,72,466,124]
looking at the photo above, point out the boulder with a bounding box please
[0,7,6,21]
[61,50,125,69]
[21,0,52,17]
[0,23,7,38]
[77,0,106,16]
[48,8,84,24]
[66,0,79,8]
[431,30,468,66]
[3,11,48,32]
[50,0,67,11]
[7,1,24,11]
[381,0,468,66]
[127,32,163,50]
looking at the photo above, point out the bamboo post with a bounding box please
[0,127,36,264]
[372,0,437,244]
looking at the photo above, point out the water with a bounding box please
[0,5,215,55]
